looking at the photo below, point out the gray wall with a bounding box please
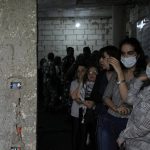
[38,17,112,64]
[0,0,37,149]
[112,6,126,47]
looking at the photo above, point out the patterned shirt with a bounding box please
[80,81,95,101]
[119,79,150,150]
[103,72,134,118]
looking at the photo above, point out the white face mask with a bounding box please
[121,56,137,68]
[146,65,150,78]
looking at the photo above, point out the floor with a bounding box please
[37,103,72,150]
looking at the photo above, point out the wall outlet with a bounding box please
[11,147,21,150]
[10,82,22,89]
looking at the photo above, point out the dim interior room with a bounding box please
[37,0,150,150]
[0,0,149,150]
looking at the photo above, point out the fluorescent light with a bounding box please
[75,22,80,28]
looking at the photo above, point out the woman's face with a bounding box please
[99,52,110,70]
[77,66,86,80]
[87,67,97,82]
[121,44,137,58]
[121,44,138,68]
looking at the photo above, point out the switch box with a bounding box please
[11,147,21,150]
[10,82,22,89]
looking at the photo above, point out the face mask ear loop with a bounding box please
[136,54,139,62]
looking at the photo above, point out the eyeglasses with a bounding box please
[88,71,97,75]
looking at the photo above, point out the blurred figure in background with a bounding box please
[44,52,57,111]
[38,58,48,106]
[62,47,75,77]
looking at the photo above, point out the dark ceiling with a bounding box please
[38,0,149,9]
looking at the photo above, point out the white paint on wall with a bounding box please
[38,17,113,64]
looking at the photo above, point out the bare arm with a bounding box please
[70,81,82,104]
[109,57,128,101]
[104,98,117,111]
[103,73,130,115]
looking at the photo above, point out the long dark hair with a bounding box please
[99,45,121,71]
[119,37,146,77]
[99,45,120,60]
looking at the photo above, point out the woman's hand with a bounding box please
[117,138,125,147]
[70,90,78,100]
[75,98,82,104]
[116,105,130,115]
[71,91,83,104]
[108,57,122,74]
[83,100,95,109]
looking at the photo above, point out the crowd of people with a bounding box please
[38,37,150,150]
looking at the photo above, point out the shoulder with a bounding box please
[108,71,117,82]
[71,79,78,85]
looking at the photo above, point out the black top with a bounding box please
[90,71,109,115]
[90,71,108,104]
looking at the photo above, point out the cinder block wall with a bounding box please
[38,17,112,62]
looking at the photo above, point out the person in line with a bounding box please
[95,46,121,150]
[38,58,47,107]
[117,62,150,150]
[78,66,98,150]
[46,52,57,111]
[62,47,75,77]
[70,63,87,150]
[99,38,146,150]
[62,47,75,109]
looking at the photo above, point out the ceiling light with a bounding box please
[75,23,80,28]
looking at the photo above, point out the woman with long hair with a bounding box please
[70,63,87,150]
[117,62,150,150]
[93,45,121,150]
[78,65,98,150]
[98,38,146,150]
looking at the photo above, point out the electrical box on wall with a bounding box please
[7,76,24,90]
[11,147,21,150]
[10,82,22,89]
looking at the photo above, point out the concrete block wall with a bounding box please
[0,0,37,149]
[38,17,112,62]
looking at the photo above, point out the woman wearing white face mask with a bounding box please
[117,62,150,150]
[99,38,146,150]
